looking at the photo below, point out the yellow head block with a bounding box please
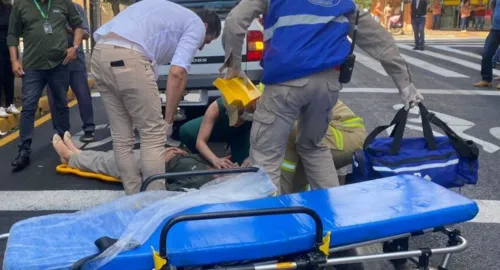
[213,77,262,108]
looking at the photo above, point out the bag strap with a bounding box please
[364,103,437,154]
[427,112,479,160]
[71,237,118,269]
[363,106,408,149]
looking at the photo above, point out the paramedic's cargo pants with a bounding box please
[280,124,366,194]
[90,44,166,195]
[249,69,341,192]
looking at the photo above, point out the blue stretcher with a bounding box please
[2,169,479,270]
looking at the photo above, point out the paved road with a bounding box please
[1,39,499,269]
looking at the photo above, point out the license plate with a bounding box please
[160,91,202,103]
[184,90,202,102]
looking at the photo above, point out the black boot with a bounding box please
[11,150,31,172]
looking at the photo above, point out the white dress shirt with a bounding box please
[94,0,206,79]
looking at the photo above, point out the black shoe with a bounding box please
[419,46,425,51]
[413,46,419,50]
[80,131,95,143]
[11,150,30,172]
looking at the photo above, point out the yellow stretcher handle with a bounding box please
[56,164,121,183]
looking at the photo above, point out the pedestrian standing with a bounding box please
[47,1,96,142]
[7,0,84,172]
[431,0,442,30]
[0,0,19,118]
[461,0,472,32]
[222,0,424,193]
[411,0,428,50]
[90,0,221,194]
[474,0,486,31]
[474,0,500,89]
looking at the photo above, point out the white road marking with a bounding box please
[400,53,469,77]
[355,52,389,76]
[447,45,483,48]
[490,127,500,140]
[469,200,500,224]
[392,104,500,153]
[92,88,500,97]
[397,44,500,76]
[429,45,482,60]
[340,88,500,96]
[0,191,125,211]
[0,191,497,224]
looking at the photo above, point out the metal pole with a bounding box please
[89,0,101,51]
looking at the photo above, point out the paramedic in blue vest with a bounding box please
[221,0,424,192]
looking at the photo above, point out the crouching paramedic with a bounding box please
[179,97,257,168]
[280,100,366,194]
[221,0,424,191]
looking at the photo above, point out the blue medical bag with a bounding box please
[351,103,479,189]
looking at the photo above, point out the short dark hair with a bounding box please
[195,8,222,38]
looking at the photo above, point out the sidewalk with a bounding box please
[393,29,489,41]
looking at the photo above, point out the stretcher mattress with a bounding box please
[102,175,478,269]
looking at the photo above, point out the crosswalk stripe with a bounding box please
[0,190,125,211]
[397,44,500,76]
[429,45,482,60]
[400,53,469,78]
[341,88,500,96]
[445,44,483,48]
[355,52,389,76]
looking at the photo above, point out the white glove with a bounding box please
[166,121,173,137]
[400,83,424,110]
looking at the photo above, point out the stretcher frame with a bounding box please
[141,168,470,270]
[0,169,471,270]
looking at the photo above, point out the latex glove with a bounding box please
[399,83,424,110]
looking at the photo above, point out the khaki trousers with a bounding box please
[280,125,366,194]
[249,69,341,193]
[90,44,166,195]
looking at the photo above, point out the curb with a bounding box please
[0,78,95,135]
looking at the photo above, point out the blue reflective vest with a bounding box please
[261,0,356,85]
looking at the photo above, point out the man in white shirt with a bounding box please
[90,0,221,195]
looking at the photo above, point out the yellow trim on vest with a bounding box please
[280,160,296,172]
[330,126,344,151]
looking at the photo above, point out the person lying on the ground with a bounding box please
[179,97,257,168]
[52,132,220,192]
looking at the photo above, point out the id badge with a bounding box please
[43,21,53,35]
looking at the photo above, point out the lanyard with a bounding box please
[33,0,51,20]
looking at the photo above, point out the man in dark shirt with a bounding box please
[47,2,95,143]
[7,0,84,172]
[411,0,428,51]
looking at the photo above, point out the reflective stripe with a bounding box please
[373,159,459,173]
[280,160,296,172]
[330,126,344,150]
[264,15,349,41]
[341,116,365,128]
